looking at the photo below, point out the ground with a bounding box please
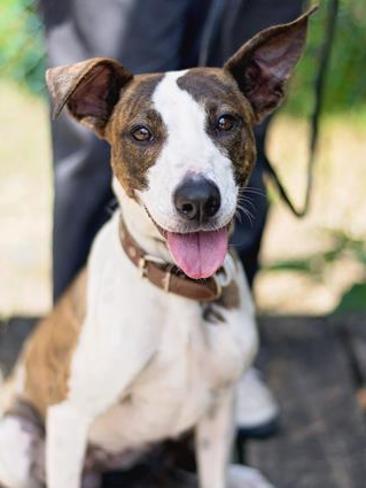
[1,81,366,317]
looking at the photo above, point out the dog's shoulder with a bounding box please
[21,269,87,417]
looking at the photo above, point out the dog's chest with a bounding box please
[70,217,251,454]
[88,302,245,452]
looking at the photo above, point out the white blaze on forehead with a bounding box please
[138,69,238,232]
[153,70,210,161]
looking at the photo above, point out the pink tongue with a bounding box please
[167,228,228,279]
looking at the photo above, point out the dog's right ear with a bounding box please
[46,57,133,138]
[224,7,317,125]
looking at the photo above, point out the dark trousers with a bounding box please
[39,0,303,301]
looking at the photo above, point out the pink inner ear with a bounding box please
[244,59,283,117]
[254,32,305,81]
[225,14,309,124]
[242,28,306,122]
[69,66,113,121]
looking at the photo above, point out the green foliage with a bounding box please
[0,0,45,95]
[335,283,366,313]
[264,230,366,276]
[284,0,366,116]
[263,229,366,312]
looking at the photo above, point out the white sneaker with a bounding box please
[236,368,279,436]
[228,465,275,488]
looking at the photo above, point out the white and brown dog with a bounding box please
[0,9,314,488]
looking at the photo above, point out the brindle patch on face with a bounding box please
[177,68,257,187]
[105,73,166,197]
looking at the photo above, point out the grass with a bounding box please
[0,80,366,317]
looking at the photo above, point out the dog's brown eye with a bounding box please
[216,115,236,132]
[131,126,152,142]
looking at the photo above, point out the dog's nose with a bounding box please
[174,176,221,223]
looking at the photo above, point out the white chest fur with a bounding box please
[66,213,257,454]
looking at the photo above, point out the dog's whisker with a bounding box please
[238,197,257,213]
[235,203,256,228]
[235,210,244,224]
[239,186,266,198]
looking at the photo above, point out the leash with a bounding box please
[264,0,339,217]
[199,0,339,218]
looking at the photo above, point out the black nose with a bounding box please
[174,176,221,223]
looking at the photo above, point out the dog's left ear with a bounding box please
[224,6,317,124]
[46,57,133,138]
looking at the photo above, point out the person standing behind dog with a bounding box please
[39,0,303,438]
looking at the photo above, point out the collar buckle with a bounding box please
[138,256,148,278]
[138,253,168,278]
[162,264,174,293]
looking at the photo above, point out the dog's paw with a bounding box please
[228,465,274,488]
[0,416,41,488]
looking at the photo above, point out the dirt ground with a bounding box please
[1,81,365,317]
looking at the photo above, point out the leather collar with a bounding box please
[118,217,234,302]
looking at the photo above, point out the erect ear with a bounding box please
[46,57,133,137]
[224,6,318,125]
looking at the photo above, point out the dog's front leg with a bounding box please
[46,401,91,488]
[196,388,235,488]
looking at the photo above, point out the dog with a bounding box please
[0,8,315,488]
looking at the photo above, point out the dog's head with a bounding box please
[46,9,315,279]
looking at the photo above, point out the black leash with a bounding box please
[264,0,339,217]
[199,0,339,218]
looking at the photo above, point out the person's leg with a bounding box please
[49,116,113,302]
[40,0,206,301]
[232,121,269,288]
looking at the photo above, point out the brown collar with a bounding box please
[118,218,233,302]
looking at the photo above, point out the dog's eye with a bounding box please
[216,115,236,132]
[131,126,152,142]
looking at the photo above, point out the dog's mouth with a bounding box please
[145,208,229,279]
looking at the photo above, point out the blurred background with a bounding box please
[0,0,365,318]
